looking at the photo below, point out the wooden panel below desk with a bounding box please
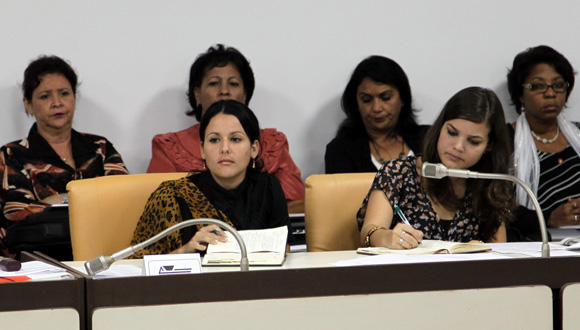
[92,285,552,330]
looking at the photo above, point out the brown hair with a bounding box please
[422,87,514,241]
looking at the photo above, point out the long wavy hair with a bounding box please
[422,87,514,241]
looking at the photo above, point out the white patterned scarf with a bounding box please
[513,111,580,209]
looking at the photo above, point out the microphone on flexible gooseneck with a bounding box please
[85,218,249,276]
[421,162,550,257]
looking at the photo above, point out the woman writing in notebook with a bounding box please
[358,87,514,249]
[131,100,292,257]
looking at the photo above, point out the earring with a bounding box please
[202,159,206,170]
[252,158,256,169]
[521,103,526,112]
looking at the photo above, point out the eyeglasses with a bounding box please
[522,82,569,94]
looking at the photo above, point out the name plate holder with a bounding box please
[143,254,202,276]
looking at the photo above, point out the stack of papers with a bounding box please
[0,261,74,282]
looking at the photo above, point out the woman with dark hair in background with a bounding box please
[146,44,305,213]
[325,55,428,173]
[359,87,513,249]
[507,45,580,241]
[0,55,129,260]
[132,100,292,257]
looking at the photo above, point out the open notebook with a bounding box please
[202,226,288,266]
[357,240,491,255]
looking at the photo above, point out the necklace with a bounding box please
[61,157,68,165]
[531,126,559,144]
[372,138,405,164]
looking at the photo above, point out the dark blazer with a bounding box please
[324,125,429,174]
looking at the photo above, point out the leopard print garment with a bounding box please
[130,177,233,258]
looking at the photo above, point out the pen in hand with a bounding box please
[210,229,228,243]
[394,205,422,245]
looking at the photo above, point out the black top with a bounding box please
[324,125,429,174]
[506,122,580,241]
[182,171,293,243]
[1,123,128,221]
[0,123,128,261]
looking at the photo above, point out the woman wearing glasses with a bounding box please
[507,45,580,240]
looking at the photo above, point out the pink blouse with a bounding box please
[146,124,305,200]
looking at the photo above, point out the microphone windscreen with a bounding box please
[423,163,438,178]
[85,256,107,276]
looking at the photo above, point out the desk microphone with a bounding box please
[85,218,249,276]
[422,162,550,257]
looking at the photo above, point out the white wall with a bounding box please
[1,0,579,179]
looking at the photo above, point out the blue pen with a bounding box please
[394,205,422,245]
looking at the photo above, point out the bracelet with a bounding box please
[61,193,69,204]
[365,226,387,247]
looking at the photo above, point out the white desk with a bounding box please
[66,250,580,330]
[66,250,372,274]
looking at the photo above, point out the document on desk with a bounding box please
[559,225,580,229]
[202,226,288,266]
[488,242,580,257]
[332,253,511,267]
[0,261,74,282]
[72,264,144,278]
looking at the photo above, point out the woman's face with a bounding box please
[194,63,246,117]
[24,73,75,134]
[437,118,489,170]
[356,77,403,135]
[520,63,567,123]
[201,113,259,190]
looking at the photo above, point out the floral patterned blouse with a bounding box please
[146,124,305,200]
[357,156,481,242]
[0,123,129,222]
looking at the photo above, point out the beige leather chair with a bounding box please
[304,173,375,252]
[66,173,187,261]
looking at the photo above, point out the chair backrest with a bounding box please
[66,173,187,261]
[304,173,375,252]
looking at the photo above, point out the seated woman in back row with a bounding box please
[146,44,304,213]
[0,56,129,260]
[359,87,513,249]
[325,55,428,174]
[506,45,580,241]
[131,100,292,257]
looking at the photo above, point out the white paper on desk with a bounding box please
[0,261,74,280]
[559,225,580,229]
[488,242,580,257]
[207,226,288,254]
[72,264,143,278]
[566,241,580,250]
[332,253,511,267]
[0,261,64,277]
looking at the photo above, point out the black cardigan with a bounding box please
[324,125,429,174]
